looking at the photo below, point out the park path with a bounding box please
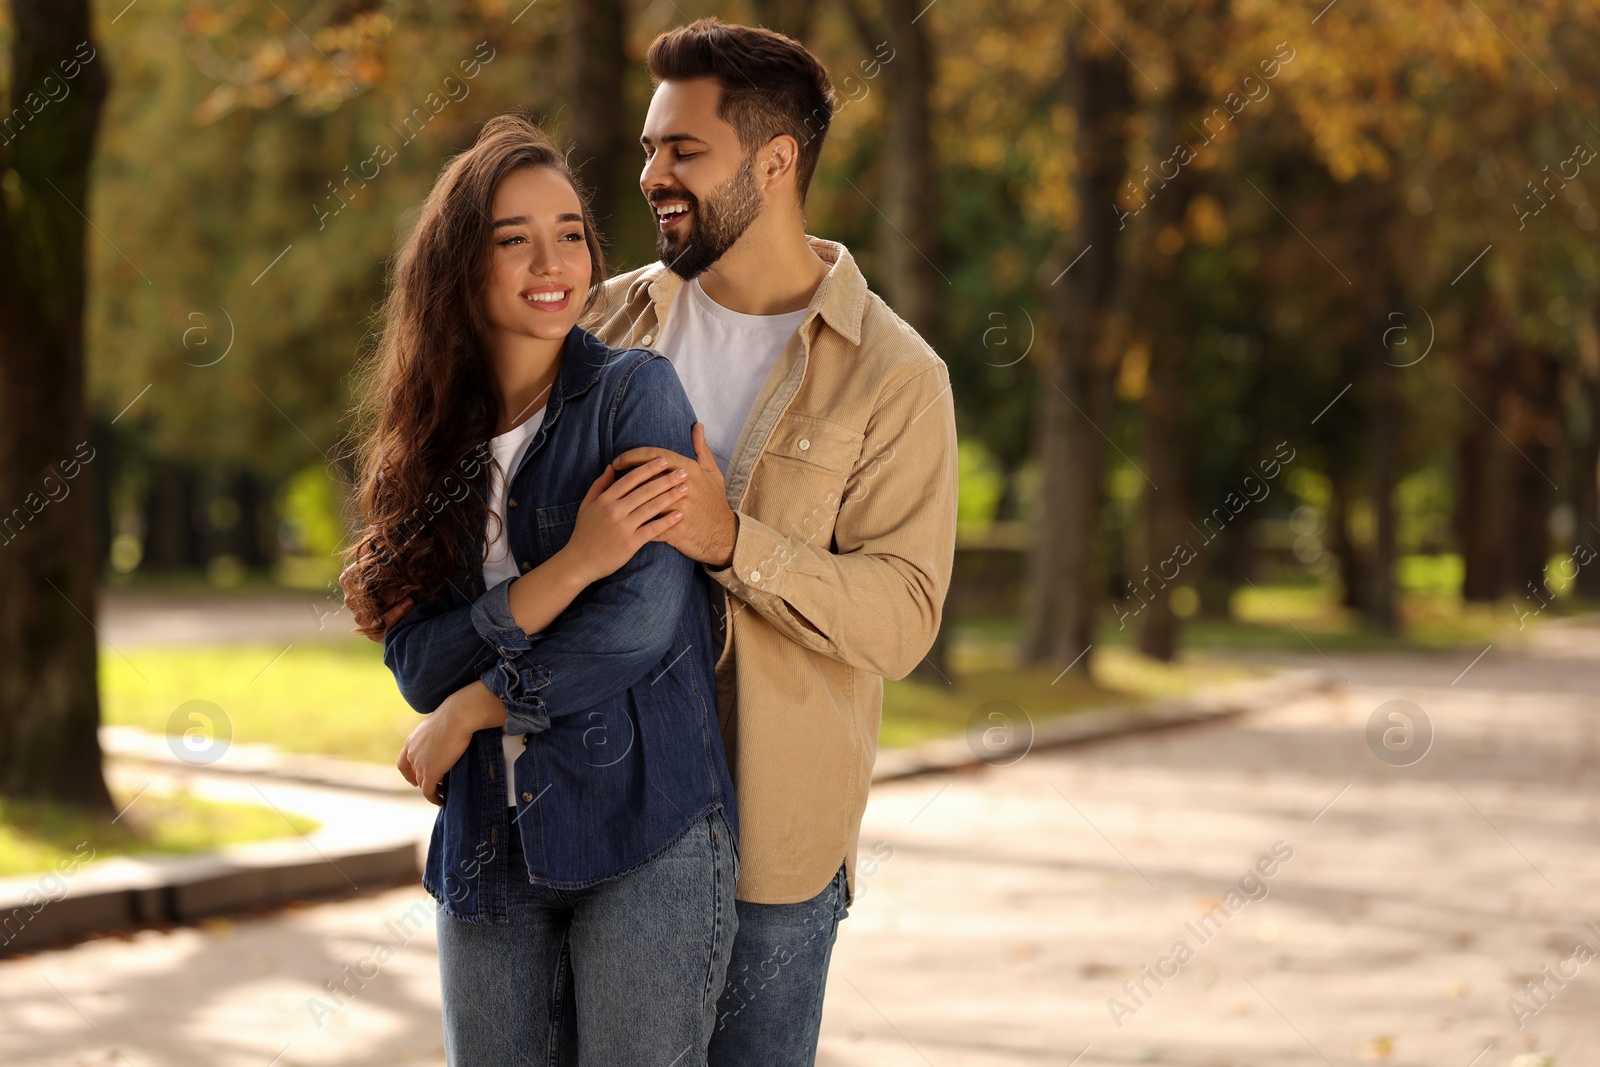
[3,618,1597,1066]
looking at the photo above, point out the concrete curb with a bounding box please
[871,666,1336,782]
[0,831,420,956]
[101,725,415,795]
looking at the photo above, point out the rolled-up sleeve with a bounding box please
[383,592,501,714]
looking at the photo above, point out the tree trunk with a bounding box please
[1501,345,1561,601]
[233,470,273,572]
[1351,180,1405,634]
[1456,305,1507,602]
[567,0,631,251]
[0,0,113,809]
[1574,306,1600,598]
[1455,412,1503,602]
[1022,33,1133,672]
[1327,465,1366,611]
[141,457,205,571]
[1364,338,1401,632]
[857,0,951,683]
[1133,81,1203,663]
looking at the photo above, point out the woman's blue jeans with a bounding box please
[436,807,737,1067]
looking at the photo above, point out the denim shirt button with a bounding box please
[521,791,533,803]
[520,561,532,573]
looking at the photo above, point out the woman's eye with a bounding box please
[498,235,525,246]
[561,232,584,242]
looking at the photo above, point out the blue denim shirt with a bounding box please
[382,326,735,924]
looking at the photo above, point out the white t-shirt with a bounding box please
[482,406,546,808]
[655,277,809,473]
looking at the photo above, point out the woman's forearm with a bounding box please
[506,546,594,636]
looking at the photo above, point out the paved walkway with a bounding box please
[4,622,1597,1066]
[101,590,357,648]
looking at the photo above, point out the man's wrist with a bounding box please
[712,511,740,569]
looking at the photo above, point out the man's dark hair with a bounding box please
[646,18,836,201]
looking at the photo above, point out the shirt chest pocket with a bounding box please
[535,499,582,560]
[755,414,865,548]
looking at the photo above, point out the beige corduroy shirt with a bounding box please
[586,237,958,904]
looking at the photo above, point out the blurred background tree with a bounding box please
[6,0,1592,736]
[0,0,113,808]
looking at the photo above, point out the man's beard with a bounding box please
[655,156,763,280]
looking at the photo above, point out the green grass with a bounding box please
[0,785,319,878]
[100,629,1265,759]
[1195,582,1524,652]
[879,642,1265,749]
[101,640,421,766]
[98,571,1569,763]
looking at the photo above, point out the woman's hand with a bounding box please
[397,681,508,805]
[558,457,687,583]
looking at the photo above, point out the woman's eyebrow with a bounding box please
[492,212,584,227]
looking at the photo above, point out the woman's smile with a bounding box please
[520,284,571,311]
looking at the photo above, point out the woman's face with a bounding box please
[481,166,593,345]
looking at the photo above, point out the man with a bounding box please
[590,19,958,1064]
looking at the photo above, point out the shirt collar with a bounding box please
[641,236,867,347]
[552,325,614,401]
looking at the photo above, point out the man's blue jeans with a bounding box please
[707,863,850,1067]
[436,807,737,1067]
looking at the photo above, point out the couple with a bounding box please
[341,18,958,1067]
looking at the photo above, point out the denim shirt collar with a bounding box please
[503,326,614,489]
[550,324,616,402]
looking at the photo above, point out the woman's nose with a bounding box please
[523,238,557,275]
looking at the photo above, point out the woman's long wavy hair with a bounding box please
[343,115,608,636]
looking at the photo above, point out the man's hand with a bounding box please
[396,681,508,805]
[612,423,738,567]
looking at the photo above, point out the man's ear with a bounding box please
[758,134,800,190]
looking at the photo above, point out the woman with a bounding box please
[342,114,737,1066]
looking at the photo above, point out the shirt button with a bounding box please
[640,333,653,345]
[520,561,532,573]
[749,570,761,582]
[508,498,518,508]
[521,791,533,803]
[798,438,810,451]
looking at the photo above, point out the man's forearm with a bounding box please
[707,510,947,679]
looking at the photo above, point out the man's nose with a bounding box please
[640,152,670,194]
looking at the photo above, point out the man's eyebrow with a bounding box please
[639,132,708,146]
[492,213,586,228]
